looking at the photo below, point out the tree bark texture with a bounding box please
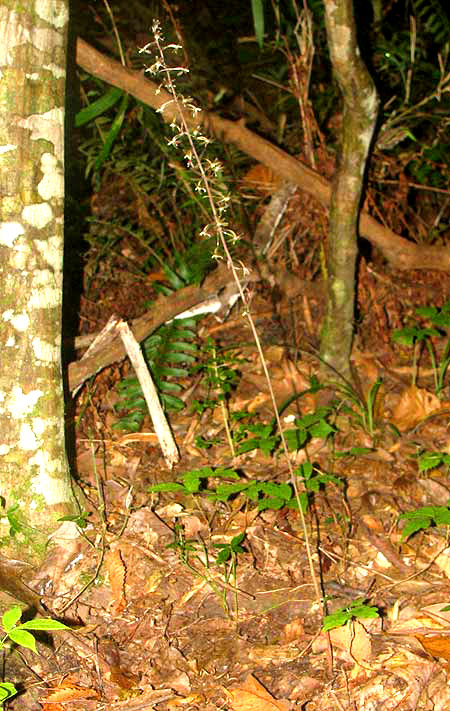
[320,0,379,381]
[0,0,74,563]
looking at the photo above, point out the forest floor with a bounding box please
[7,179,450,710]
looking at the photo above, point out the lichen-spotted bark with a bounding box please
[0,0,75,563]
[320,0,379,383]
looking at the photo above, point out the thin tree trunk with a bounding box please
[0,0,75,565]
[320,0,379,382]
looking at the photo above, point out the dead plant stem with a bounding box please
[152,22,322,606]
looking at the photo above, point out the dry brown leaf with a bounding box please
[421,603,450,625]
[42,680,98,711]
[225,674,290,711]
[280,618,305,644]
[391,385,441,431]
[329,620,372,664]
[352,351,380,383]
[415,634,450,662]
[118,432,159,445]
[241,164,283,195]
[166,693,205,707]
[105,548,127,614]
[432,546,450,577]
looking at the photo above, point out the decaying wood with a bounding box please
[68,263,257,393]
[117,320,179,469]
[77,37,450,272]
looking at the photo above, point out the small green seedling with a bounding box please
[0,606,68,706]
[399,503,450,541]
[392,300,450,394]
[418,450,450,473]
[193,340,244,457]
[214,532,246,565]
[323,598,380,631]
[236,406,335,457]
[336,379,383,441]
[294,461,342,513]
[58,511,91,530]
[214,532,247,617]
[333,446,374,459]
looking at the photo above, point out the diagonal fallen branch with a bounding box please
[76,37,450,273]
[68,263,256,393]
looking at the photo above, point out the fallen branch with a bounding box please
[77,37,450,272]
[68,263,256,393]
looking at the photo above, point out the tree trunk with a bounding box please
[0,0,75,565]
[320,0,379,383]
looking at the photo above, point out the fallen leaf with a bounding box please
[166,693,205,707]
[391,385,441,431]
[329,620,372,664]
[280,618,305,644]
[224,674,290,711]
[421,603,450,626]
[415,634,450,661]
[43,682,99,708]
[105,548,127,615]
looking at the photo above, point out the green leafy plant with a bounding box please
[418,450,450,473]
[76,82,130,175]
[0,606,68,706]
[148,466,240,495]
[166,524,246,617]
[235,406,335,457]
[113,316,198,431]
[149,462,341,514]
[336,378,383,441]
[293,461,342,514]
[323,598,380,632]
[414,0,450,46]
[392,300,450,394]
[0,499,36,548]
[192,340,244,456]
[114,243,223,432]
[399,502,450,541]
[214,531,247,615]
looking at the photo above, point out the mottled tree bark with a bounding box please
[0,0,75,564]
[320,0,379,382]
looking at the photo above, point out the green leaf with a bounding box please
[147,482,185,493]
[8,628,37,653]
[0,682,17,703]
[419,451,449,471]
[95,91,130,171]
[323,610,349,631]
[19,619,68,631]
[75,87,124,127]
[349,603,379,620]
[308,420,335,439]
[2,606,22,633]
[251,0,265,48]
[230,532,246,550]
[182,472,202,493]
[400,514,433,540]
[392,326,420,346]
[216,547,232,565]
[258,496,286,511]
[323,599,379,630]
[212,482,250,501]
[334,447,374,458]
